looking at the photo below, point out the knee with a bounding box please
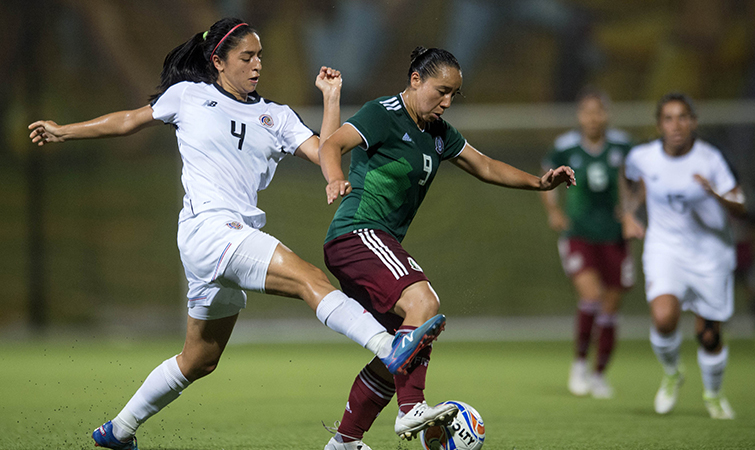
[651,300,679,334]
[183,357,220,382]
[697,321,722,353]
[300,265,333,296]
[406,291,440,319]
[654,319,676,335]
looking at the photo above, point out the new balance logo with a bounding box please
[402,333,414,347]
[402,133,412,142]
[203,100,218,107]
[379,97,402,111]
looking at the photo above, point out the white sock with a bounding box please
[650,327,682,375]
[315,290,387,349]
[366,332,394,359]
[111,355,191,441]
[698,345,728,395]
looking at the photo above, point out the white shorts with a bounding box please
[177,209,280,320]
[643,252,734,322]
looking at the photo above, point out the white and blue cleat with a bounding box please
[381,314,446,375]
[92,421,138,450]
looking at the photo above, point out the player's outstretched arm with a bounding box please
[319,124,363,204]
[452,143,576,190]
[28,105,159,146]
[295,67,343,165]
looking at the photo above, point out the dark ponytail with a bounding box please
[150,18,255,101]
[406,46,461,85]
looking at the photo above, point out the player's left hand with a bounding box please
[693,174,715,195]
[540,165,576,190]
[325,178,352,205]
[315,66,342,97]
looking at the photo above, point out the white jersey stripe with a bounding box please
[359,368,395,399]
[363,229,408,277]
[359,372,393,400]
[356,230,401,279]
[379,97,402,111]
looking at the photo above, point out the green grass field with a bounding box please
[1,338,753,449]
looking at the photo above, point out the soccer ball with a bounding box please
[419,401,485,450]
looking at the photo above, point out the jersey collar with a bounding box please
[213,82,261,104]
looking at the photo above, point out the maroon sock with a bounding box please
[337,362,395,442]
[394,325,433,414]
[575,300,599,359]
[595,313,617,373]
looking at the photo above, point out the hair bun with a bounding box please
[410,46,428,61]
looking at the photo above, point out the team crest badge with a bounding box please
[408,257,423,272]
[259,114,274,128]
[226,221,243,230]
[434,136,444,155]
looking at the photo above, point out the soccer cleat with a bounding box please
[395,401,458,441]
[589,373,614,399]
[324,436,373,450]
[703,392,735,419]
[381,314,446,375]
[568,359,590,396]
[92,421,138,450]
[654,369,684,414]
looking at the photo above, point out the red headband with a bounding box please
[210,23,248,60]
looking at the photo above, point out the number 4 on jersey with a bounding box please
[231,120,246,150]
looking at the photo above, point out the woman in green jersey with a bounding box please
[540,88,634,400]
[317,46,576,449]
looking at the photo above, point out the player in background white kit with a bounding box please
[622,92,746,419]
[27,18,446,450]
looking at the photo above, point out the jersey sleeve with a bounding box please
[624,147,642,181]
[710,150,738,195]
[346,101,391,150]
[440,122,466,160]
[150,83,187,124]
[277,106,314,155]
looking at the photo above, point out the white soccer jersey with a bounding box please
[151,81,314,227]
[625,139,737,274]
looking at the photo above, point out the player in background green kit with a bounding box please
[317,47,576,450]
[540,88,635,399]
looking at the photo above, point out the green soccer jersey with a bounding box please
[542,129,632,243]
[325,94,467,243]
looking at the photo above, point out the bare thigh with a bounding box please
[572,269,603,301]
[263,243,338,310]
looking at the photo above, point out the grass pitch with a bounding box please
[1,338,753,449]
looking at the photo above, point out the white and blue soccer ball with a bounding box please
[419,401,485,450]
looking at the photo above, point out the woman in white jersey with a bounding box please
[27,18,444,450]
[623,92,746,420]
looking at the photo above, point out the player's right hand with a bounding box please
[28,120,64,146]
[326,179,351,205]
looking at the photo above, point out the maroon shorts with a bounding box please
[557,237,634,289]
[324,229,429,332]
